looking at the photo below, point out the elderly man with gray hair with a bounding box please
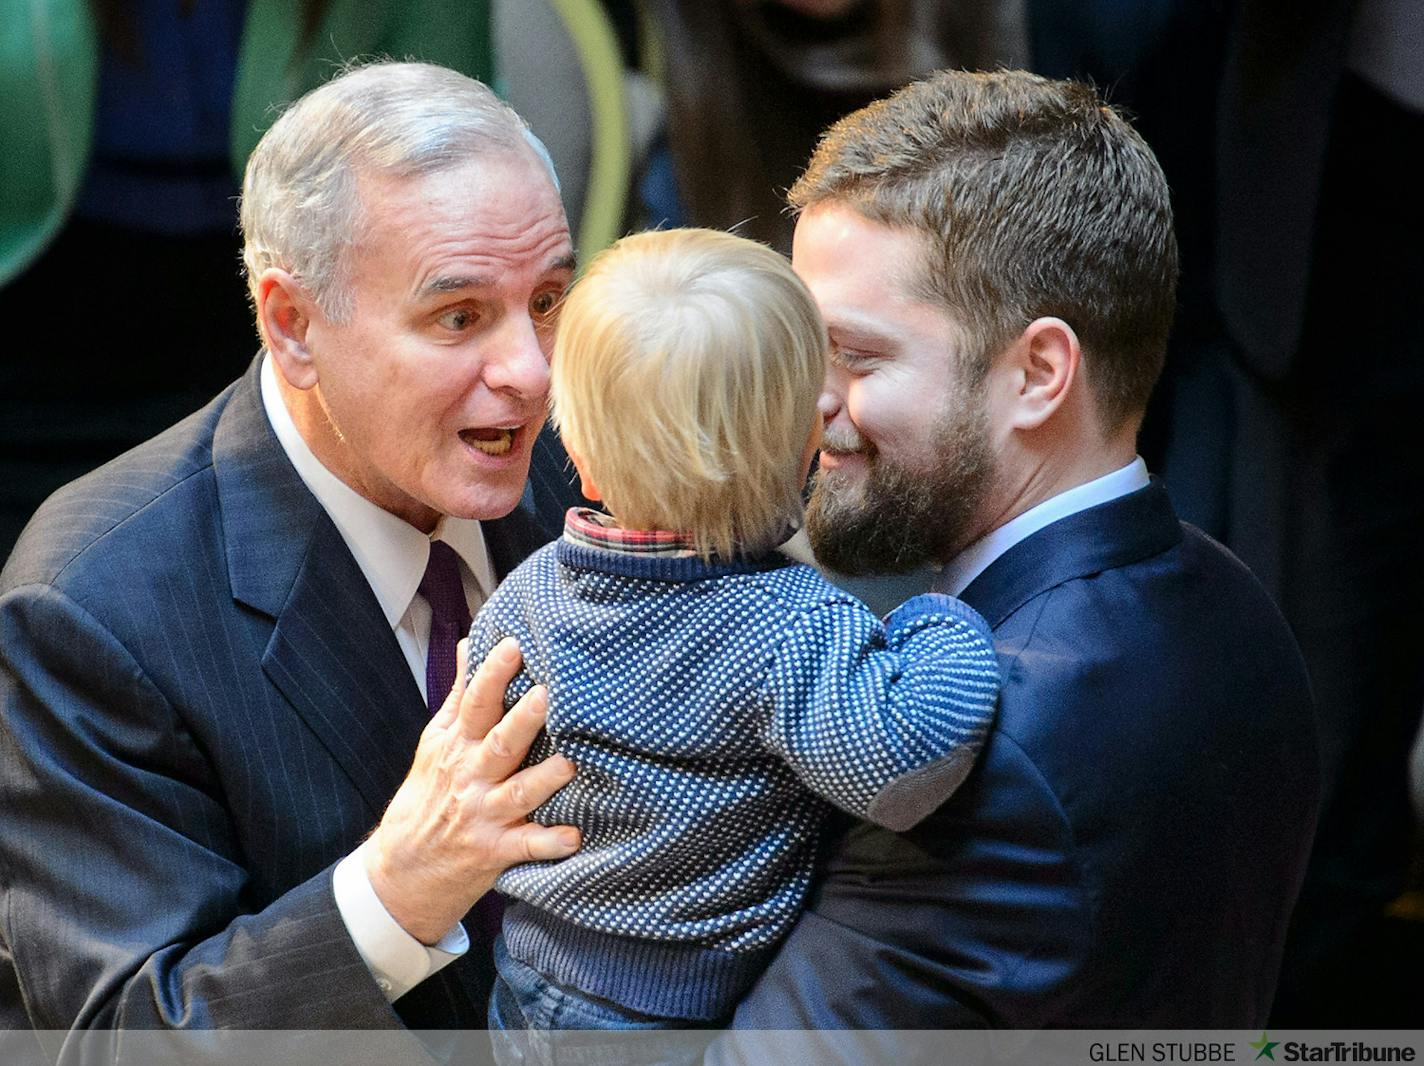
[0,61,585,1033]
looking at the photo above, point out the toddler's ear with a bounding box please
[565,445,602,503]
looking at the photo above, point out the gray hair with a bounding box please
[240,60,554,322]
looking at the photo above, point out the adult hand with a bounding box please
[364,637,579,944]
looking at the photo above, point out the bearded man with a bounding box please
[733,69,1321,1029]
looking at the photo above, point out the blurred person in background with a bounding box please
[642,0,1028,252]
[1010,0,1423,1025]
[1209,0,1424,1025]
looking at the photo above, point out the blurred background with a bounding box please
[1,0,1420,1027]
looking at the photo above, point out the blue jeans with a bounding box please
[487,936,712,1066]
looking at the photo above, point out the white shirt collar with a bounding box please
[258,355,496,627]
[935,457,1150,597]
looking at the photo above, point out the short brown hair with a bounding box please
[790,69,1178,431]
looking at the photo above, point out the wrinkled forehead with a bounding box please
[354,138,560,211]
[339,152,571,298]
[352,148,566,246]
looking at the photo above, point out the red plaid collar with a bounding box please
[561,508,698,558]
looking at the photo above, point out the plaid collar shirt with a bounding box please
[560,508,700,559]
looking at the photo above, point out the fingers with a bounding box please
[474,683,550,780]
[486,752,577,821]
[457,636,523,740]
[497,822,582,865]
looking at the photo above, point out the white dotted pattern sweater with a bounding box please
[466,531,1000,1020]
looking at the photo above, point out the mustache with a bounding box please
[819,426,872,455]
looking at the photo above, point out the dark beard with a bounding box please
[806,405,994,577]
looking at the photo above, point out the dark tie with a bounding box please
[418,540,473,711]
[419,540,506,942]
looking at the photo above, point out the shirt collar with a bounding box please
[258,355,496,627]
[935,456,1150,597]
[561,507,699,558]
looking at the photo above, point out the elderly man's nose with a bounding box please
[486,317,552,399]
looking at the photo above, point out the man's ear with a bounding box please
[255,268,320,390]
[565,444,603,503]
[1002,317,1081,432]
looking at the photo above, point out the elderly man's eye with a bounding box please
[437,308,476,331]
[531,291,561,317]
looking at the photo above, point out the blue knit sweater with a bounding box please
[466,521,999,1020]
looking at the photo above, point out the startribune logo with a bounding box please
[1252,1034,1282,1061]
[1242,1035,1417,1063]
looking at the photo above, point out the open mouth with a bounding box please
[460,426,518,456]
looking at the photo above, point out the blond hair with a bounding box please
[552,229,827,561]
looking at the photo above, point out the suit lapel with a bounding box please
[213,359,428,818]
[960,479,1185,628]
[261,524,429,816]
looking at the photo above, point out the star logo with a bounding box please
[1249,1032,1280,1061]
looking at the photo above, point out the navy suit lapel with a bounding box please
[213,359,428,818]
[960,479,1185,628]
[261,525,428,817]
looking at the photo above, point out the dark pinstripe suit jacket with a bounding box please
[0,357,578,1031]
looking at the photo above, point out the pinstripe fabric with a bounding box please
[0,357,578,1032]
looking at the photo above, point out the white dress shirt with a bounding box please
[935,457,1151,596]
[259,355,481,1001]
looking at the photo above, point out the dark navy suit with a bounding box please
[0,357,578,1031]
[731,480,1319,1030]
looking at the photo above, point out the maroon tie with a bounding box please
[419,541,506,940]
[418,540,473,711]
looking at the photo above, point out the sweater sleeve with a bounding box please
[758,592,999,832]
